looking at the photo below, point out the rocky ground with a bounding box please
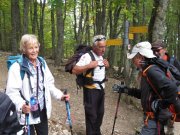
[0,51,179,135]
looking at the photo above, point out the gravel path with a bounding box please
[0,51,179,135]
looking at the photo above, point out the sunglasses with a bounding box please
[94,37,106,43]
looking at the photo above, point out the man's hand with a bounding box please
[103,59,109,68]
[88,61,98,69]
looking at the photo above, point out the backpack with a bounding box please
[143,59,180,122]
[7,54,45,80]
[7,55,25,80]
[0,92,21,134]
[65,45,96,89]
[65,45,92,73]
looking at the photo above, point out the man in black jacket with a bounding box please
[123,41,180,135]
[152,40,180,135]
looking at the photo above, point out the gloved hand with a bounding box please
[112,84,128,93]
[151,99,161,113]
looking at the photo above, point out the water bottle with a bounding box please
[30,96,39,118]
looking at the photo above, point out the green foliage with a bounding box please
[1,0,179,65]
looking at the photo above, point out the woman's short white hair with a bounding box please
[19,34,40,53]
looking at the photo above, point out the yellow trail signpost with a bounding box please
[129,26,148,33]
[106,34,133,46]
[106,39,123,46]
[106,26,148,46]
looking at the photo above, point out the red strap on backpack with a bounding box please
[143,65,180,122]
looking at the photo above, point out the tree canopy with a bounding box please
[0,0,179,71]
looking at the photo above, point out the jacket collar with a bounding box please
[21,55,33,76]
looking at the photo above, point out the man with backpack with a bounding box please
[72,35,109,135]
[152,40,180,135]
[118,41,180,135]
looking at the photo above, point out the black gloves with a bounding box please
[112,84,128,94]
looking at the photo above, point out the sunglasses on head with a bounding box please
[94,37,106,43]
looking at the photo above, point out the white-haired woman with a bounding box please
[6,34,69,135]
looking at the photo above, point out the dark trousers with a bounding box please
[30,108,48,135]
[83,87,105,135]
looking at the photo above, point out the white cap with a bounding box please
[127,41,156,59]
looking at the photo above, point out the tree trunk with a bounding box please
[11,0,20,54]
[108,1,122,68]
[55,0,64,66]
[149,0,169,42]
[0,10,6,50]
[95,0,106,35]
[178,11,180,60]
[51,5,56,59]
[32,0,38,34]
[95,0,101,34]
[77,1,84,44]
[73,0,77,43]
[23,0,29,34]
[101,0,106,35]
[85,3,90,45]
[39,0,46,56]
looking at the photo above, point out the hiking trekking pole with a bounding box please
[111,82,125,135]
[64,90,73,135]
[25,101,30,135]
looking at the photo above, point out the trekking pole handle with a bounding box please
[26,101,29,105]
[25,101,29,116]
[64,89,68,95]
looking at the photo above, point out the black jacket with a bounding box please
[127,60,178,112]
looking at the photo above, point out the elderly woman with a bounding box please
[6,34,69,135]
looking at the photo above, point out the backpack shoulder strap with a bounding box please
[85,51,96,76]
[37,56,45,69]
[142,65,153,77]
[20,70,25,80]
[88,51,95,61]
[143,65,162,99]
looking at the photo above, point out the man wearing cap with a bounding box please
[118,41,180,135]
[72,35,109,135]
[152,40,180,70]
[152,40,180,135]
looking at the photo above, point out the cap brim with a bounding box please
[127,52,137,59]
[139,51,156,58]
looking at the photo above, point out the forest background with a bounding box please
[0,0,180,86]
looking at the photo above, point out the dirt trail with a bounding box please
[0,51,179,135]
